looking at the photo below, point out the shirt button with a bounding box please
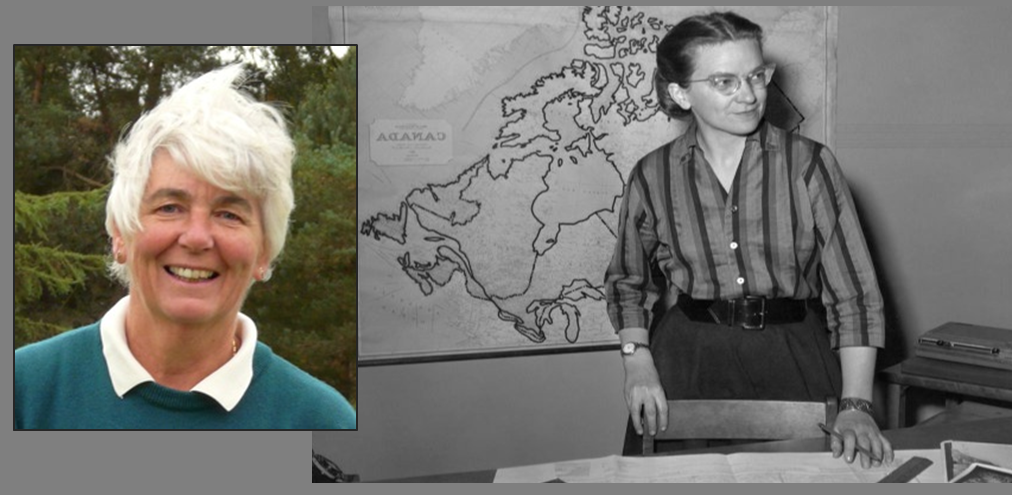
[731,205,739,213]
[730,241,739,250]
[736,277,745,285]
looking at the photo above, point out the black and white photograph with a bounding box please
[316,5,1011,483]
[951,463,1012,483]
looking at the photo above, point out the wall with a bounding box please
[835,5,1012,423]
[318,351,627,481]
[835,6,1012,358]
[316,6,1012,481]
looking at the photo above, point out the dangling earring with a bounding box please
[258,266,270,282]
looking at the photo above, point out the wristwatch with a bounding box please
[839,397,874,415]
[620,341,650,356]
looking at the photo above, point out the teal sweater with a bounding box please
[15,322,357,429]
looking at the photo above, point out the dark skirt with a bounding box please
[621,303,843,455]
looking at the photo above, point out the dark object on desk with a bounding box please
[642,398,837,456]
[313,450,360,483]
[915,322,1012,370]
[877,456,933,483]
[901,356,1012,389]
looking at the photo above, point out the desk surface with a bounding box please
[882,359,1012,397]
[880,358,1012,428]
[374,416,1012,482]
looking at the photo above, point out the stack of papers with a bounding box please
[494,450,945,483]
[943,441,1012,483]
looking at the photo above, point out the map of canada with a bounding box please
[350,6,831,361]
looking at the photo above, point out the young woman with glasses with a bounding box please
[605,11,892,468]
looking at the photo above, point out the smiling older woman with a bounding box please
[15,65,357,429]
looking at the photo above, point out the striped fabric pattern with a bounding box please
[605,121,884,349]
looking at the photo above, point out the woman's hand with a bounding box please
[835,346,892,468]
[623,351,668,437]
[830,409,894,468]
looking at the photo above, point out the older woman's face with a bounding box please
[672,39,768,138]
[116,151,269,328]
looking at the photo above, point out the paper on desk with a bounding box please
[730,450,944,483]
[942,440,1012,482]
[494,449,945,483]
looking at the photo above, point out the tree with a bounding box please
[15,46,222,193]
[244,49,359,403]
[292,46,357,148]
[245,138,358,403]
[14,189,109,347]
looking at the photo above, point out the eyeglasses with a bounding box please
[685,63,776,96]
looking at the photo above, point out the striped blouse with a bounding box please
[604,120,884,349]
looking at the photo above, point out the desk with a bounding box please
[879,358,1012,429]
[373,416,1012,482]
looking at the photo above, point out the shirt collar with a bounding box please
[684,118,771,151]
[100,296,256,411]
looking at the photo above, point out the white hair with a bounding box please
[105,64,295,286]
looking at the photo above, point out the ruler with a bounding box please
[877,456,934,483]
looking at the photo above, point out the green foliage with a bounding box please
[15,46,225,193]
[245,139,358,405]
[292,47,357,148]
[14,189,109,347]
[15,315,65,352]
[14,53,83,193]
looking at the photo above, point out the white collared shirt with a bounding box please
[100,296,256,411]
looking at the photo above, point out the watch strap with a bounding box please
[621,341,650,355]
[839,397,874,415]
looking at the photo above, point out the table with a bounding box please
[373,416,1012,482]
[879,358,1012,429]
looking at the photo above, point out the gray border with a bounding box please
[312,6,332,44]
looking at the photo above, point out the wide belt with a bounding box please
[676,294,810,331]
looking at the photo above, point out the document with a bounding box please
[494,449,945,483]
[942,440,1012,482]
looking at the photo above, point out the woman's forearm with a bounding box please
[839,346,878,401]
[618,327,650,345]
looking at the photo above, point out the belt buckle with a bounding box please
[741,296,766,331]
